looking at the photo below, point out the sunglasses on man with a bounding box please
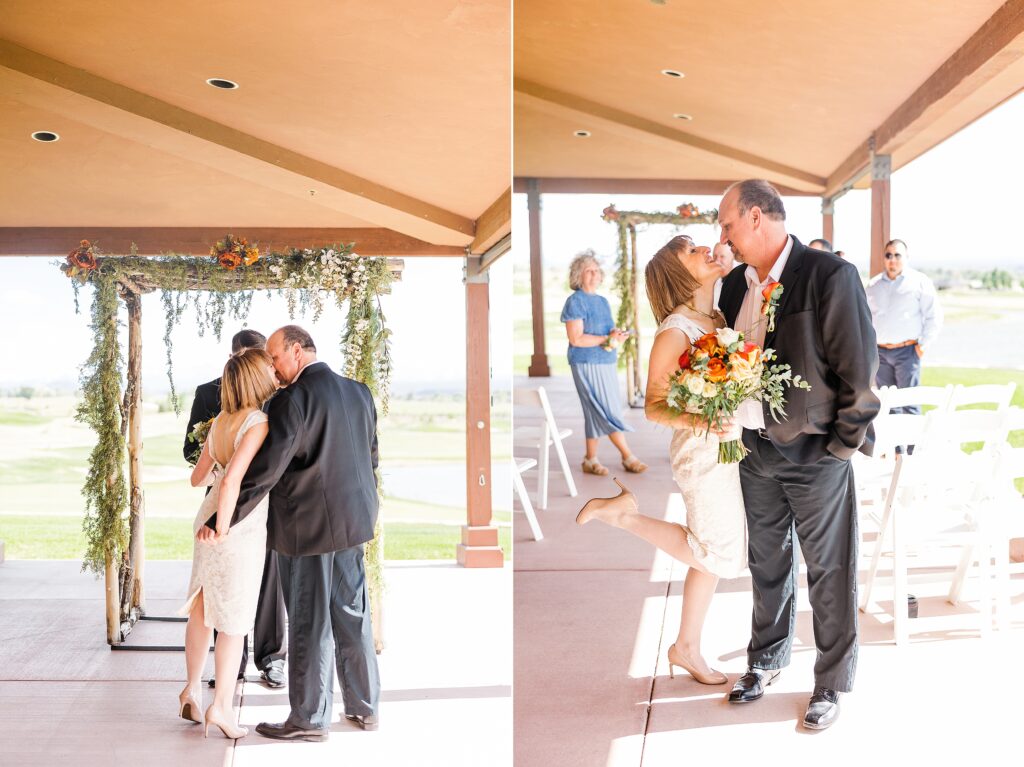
[883,252,903,260]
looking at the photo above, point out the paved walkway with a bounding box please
[513,374,1023,767]
[0,559,510,766]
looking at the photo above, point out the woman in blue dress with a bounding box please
[560,251,647,476]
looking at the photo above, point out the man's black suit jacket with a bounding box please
[183,377,221,463]
[718,236,880,465]
[210,362,380,557]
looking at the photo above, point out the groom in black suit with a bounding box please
[182,328,288,688]
[220,325,381,741]
[716,180,879,730]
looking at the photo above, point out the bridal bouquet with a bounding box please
[665,327,810,463]
[185,416,215,466]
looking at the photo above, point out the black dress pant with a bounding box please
[738,430,859,692]
[278,545,380,729]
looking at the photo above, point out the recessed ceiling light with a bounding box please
[661,69,685,78]
[31,131,59,142]
[574,130,591,138]
[673,113,694,121]
[206,78,239,90]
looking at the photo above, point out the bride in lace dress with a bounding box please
[177,348,279,739]
[577,235,748,686]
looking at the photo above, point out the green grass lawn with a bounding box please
[0,515,511,561]
[0,392,511,561]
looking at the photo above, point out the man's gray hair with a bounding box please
[278,324,316,352]
[567,250,604,291]
[725,179,786,222]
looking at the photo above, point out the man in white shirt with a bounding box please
[865,239,943,415]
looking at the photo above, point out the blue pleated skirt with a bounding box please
[570,362,634,439]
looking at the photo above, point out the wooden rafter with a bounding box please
[515,79,826,190]
[0,39,475,245]
[0,227,462,258]
[825,0,1024,197]
[469,187,512,254]
[512,177,819,196]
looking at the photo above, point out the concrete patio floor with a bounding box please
[0,559,511,766]
[513,374,1023,767]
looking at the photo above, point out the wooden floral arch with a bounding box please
[61,237,402,647]
[601,203,718,405]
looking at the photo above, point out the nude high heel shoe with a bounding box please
[575,477,638,526]
[178,687,202,724]
[204,705,249,739]
[667,644,728,685]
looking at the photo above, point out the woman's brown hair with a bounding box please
[220,348,277,414]
[644,235,702,324]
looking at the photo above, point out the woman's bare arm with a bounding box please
[189,439,216,488]
[645,330,696,431]
[566,318,625,348]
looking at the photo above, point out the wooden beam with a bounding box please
[469,187,512,254]
[123,290,145,621]
[515,79,826,190]
[526,180,551,378]
[0,228,464,257]
[513,177,819,197]
[826,0,1024,197]
[822,197,835,246]
[0,40,474,245]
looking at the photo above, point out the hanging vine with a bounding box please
[76,268,129,576]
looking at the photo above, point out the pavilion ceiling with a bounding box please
[0,0,510,251]
[515,0,1024,195]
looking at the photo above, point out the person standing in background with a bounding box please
[560,251,647,476]
[865,239,943,414]
[808,238,833,253]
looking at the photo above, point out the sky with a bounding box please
[0,255,513,395]
[511,91,1024,277]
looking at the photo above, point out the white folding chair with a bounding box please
[513,386,578,509]
[863,443,999,646]
[512,457,543,541]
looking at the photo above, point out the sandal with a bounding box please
[622,455,648,473]
[582,457,609,476]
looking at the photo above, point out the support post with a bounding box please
[124,290,146,618]
[105,551,120,644]
[527,179,551,377]
[870,152,891,278]
[822,197,835,246]
[458,257,503,568]
[627,225,643,406]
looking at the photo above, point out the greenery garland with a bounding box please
[601,203,719,371]
[76,267,129,575]
[60,239,395,599]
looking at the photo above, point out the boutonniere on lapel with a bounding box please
[761,281,784,333]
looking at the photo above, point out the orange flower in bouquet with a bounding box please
[665,326,810,463]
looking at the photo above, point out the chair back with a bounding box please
[872,409,939,456]
[513,386,560,434]
[948,382,1016,412]
[883,384,953,413]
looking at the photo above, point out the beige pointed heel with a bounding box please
[178,687,202,724]
[667,644,728,685]
[204,705,249,739]
[575,477,638,526]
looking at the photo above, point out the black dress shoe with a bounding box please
[207,672,246,688]
[727,667,781,703]
[260,664,286,688]
[802,687,841,730]
[255,721,329,742]
[345,713,379,731]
